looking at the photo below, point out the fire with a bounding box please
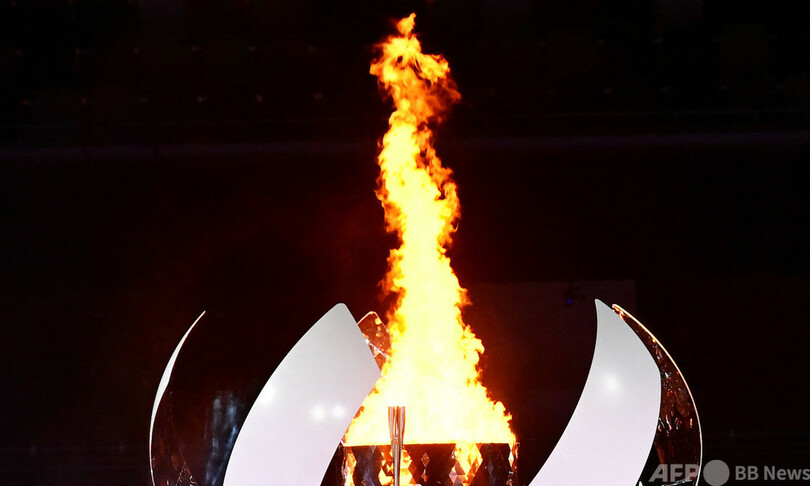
[343,13,514,447]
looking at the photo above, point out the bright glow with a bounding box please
[256,385,275,407]
[603,373,621,394]
[332,404,347,419]
[311,405,326,422]
[454,442,484,482]
[343,13,514,446]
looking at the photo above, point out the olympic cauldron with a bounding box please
[148,300,702,486]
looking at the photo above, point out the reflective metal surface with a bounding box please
[342,442,517,486]
[150,311,206,486]
[358,311,390,369]
[613,305,703,485]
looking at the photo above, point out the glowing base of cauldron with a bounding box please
[340,442,517,486]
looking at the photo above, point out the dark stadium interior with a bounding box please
[2,1,809,484]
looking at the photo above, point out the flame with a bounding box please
[343,13,514,446]
[453,443,484,483]
[342,451,356,486]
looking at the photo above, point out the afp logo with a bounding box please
[641,460,810,486]
[638,463,701,485]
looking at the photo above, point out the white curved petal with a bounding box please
[149,310,206,486]
[223,303,381,486]
[530,300,661,486]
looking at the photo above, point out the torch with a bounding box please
[388,406,405,486]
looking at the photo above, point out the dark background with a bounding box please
[1,0,809,484]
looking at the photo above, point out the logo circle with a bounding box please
[703,459,730,486]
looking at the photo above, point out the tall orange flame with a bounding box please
[343,13,514,446]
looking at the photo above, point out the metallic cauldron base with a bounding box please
[340,442,517,486]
